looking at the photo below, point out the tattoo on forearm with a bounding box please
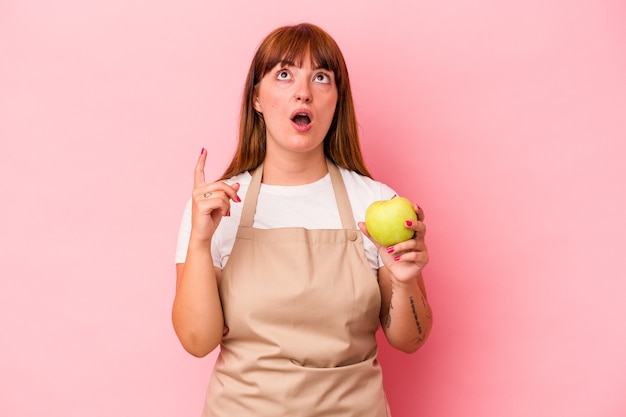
[409,296,422,334]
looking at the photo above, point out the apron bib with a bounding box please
[202,160,391,417]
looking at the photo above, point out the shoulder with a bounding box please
[338,166,397,223]
[224,171,252,187]
[338,167,396,202]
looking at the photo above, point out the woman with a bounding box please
[173,23,433,416]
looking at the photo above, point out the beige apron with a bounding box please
[202,160,391,417]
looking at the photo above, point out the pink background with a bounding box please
[2,0,625,416]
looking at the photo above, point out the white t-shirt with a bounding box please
[175,167,397,271]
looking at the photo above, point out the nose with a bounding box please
[295,93,311,102]
[294,80,312,103]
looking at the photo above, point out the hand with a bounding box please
[358,203,428,284]
[190,149,241,243]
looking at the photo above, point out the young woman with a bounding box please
[173,23,433,416]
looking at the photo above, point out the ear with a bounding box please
[253,96,262,113]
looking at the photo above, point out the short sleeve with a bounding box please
[373,183,398,269]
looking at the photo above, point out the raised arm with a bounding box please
[172,149,240,357]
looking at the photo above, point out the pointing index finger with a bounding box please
[194,148,207,187]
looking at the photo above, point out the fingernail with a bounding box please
[394,256,401,261]
[418,205,422,211]
[226,210,231,217]
[387,247,395,254]
[405,220,413,227]
[200,147,205,155]
[236,196,241,202]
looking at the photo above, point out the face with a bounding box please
[253,52,338,158]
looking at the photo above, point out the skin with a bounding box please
[253,52,338,185]
[359,209,432,353]
[172,54,432,357]
[172,151,239,357]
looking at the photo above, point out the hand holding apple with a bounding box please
[364,196,418,247]
[360,197,429,284]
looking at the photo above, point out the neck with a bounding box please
[261,153,328,185]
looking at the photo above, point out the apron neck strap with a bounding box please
[327,160,357,230]
[239,159,356,230]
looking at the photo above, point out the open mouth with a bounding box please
[292,113,311,126]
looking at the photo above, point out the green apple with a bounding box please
[365,196,417,246]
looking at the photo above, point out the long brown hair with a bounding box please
[220,23,372,179]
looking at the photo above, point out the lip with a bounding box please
[290,108,313,120]
[290,108,314,133]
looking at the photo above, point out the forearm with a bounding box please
[382,273,433,354]
[172,240,224,357]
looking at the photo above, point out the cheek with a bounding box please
[255,82,281,112]
[262,91,286,111]
[326,88,338,109]
[322,95,338,121]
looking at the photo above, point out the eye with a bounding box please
[276,69,292,81]
[313,72,331,84]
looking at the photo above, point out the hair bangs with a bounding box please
[255,25,343,84]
